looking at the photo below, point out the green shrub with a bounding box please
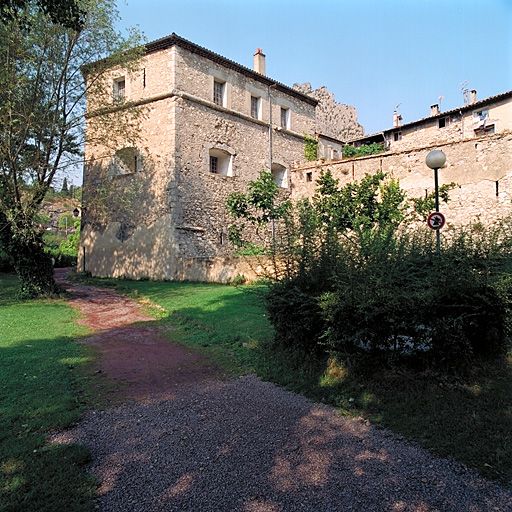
[342,142,386,159]
[265,279,324,353]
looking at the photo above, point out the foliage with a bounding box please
[411,182,458,220]
[229,166,511,373]
[0,0,144,297]
[303,133,319,161]
[319,227,512,369]
[0,273,96,511]
[44,215,80,266]
[226,170,291,252]
[0,0,85,30]
[342,142,386,158]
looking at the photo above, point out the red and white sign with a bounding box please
[427,212,446,230]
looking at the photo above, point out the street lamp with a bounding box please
[426,150,446,259]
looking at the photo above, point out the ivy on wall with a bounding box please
[304,133,319,161]
[342,142,386,158]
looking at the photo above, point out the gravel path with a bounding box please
[53,374,512,512]
[52,271,512,511]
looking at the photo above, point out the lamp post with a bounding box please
[426,149,446,260]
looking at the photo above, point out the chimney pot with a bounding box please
[254,48,266,75]
[470,90,477,104]
[430,104,440,117]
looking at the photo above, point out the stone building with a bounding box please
[81,33,512,282]
[349,89,512,151]
[81,34,326,281]
[293,89,512,230]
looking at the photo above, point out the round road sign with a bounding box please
[427,212,445,230]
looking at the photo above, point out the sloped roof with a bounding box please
[347,89,512,145]
[385,89,512,134]
[145,33,318,106]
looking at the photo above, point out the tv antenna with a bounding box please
[438,95,444,111]
[461,80,469,105]
[395,103,402,111]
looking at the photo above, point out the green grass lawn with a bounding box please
[76,274,512,487]
[0,274,96,512]
[87,277,274,372]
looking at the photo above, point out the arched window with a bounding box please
[209,148,233,176]
[108,147,142,177]
[271,163,288,188]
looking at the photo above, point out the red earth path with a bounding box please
[55,268,225,403]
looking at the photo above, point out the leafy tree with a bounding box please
[0,0,144,297]
[226,170,291,246]
[0,0,84,30]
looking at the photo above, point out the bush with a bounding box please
[268,224,512,372]
[266,279,324,353]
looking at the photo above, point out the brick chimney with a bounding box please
[470,90,477,104]
[430,104,440,117]
[254,48,266,75]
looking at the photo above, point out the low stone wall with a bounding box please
[291,132,512,229]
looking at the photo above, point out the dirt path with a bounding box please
[55,269,224,403]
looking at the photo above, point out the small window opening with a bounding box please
[209,148,232,176]
[438,117,449,128]
[210,155,218,174]
[496,181,499,197]
[251,96,260,119]
[214,80,225,106]
[271,163,287,188]
[306,172,312,182]
[280,107,289,129]
[113,77,125,102]
[394,131,402,141]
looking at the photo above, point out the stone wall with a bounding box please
[291,132,512,228]
[293,82,364,141]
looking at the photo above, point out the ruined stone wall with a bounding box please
[293,82,364,141]
[291,132,512,228]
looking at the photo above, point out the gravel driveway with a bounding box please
[53,271,512,511]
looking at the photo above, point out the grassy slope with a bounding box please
[0,274,96,512]
[84,276,512,487]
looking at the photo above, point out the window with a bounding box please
[113,77,125,102]
[475,125,495,136]
[271,163,287,188]
[108,147,142,177]
[280,107,289,129]
[306,172,312,182]
[209,148,232,176]
[473,109,489,123]
[213,80,225,106]
[209,155,218,174]
[438,117,449,128]
[251,96,260,119]
[394,131,402,142]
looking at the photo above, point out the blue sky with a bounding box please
[115,0,512,136]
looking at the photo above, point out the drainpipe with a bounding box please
[459,110,464,139]
[268,84,276,171]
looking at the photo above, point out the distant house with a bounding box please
[348,89,512,151]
